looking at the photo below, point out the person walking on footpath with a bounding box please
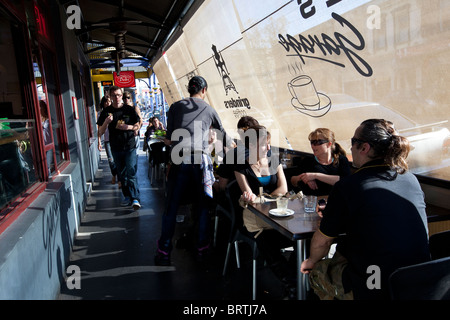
[97,95,119,185]
[97,86,142,210]
[155,75,235,265]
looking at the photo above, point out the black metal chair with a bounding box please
[148,140,167,186]
[389,256,450,300]
[429,230,450,260]
[217,180,259,300]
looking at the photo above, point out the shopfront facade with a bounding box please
[0,0,98,299]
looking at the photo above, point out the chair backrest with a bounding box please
[389,256,450,300]
[223,180,241,229]
[429,230,450,260]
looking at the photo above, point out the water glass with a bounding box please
[276,197,289,212]
[303,195,317,213]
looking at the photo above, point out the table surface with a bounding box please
[248,197,322,241]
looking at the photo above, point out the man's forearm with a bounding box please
[309,231,334,264]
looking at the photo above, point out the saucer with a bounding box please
[291,92,331,118]
[269,208,294,217]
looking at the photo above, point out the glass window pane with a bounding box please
[40,48,62,167]
[0,15,39,208]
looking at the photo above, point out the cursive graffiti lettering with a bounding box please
[278,12,373,77]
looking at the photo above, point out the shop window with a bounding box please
[0,13,38,210]
[0,1,69,219]
[33,48,66,174]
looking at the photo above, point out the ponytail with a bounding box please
[331,142,347,166]
[359,119,410,174]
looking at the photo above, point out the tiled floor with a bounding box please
[57,148,287,300]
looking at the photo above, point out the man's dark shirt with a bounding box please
[97,104,140,151]
[319,159,430,299]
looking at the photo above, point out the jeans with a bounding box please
[159,157,210,251]
[112,147,140,201]
[104,141,118,177]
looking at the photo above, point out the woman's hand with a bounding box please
[299,172,315,183]
[299,172,318,190]
[240,191,256,204]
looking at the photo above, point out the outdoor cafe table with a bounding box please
[247,197,323,300]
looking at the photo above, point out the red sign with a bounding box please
[113,71,136,88]
[34,4,49,39]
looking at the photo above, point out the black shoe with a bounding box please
[154,241,171,266]
[196,243,211,261]
[155,249,171,266]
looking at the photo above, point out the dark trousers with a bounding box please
[159,158,210,251]
[255,229,297,283]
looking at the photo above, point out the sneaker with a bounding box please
[120,196,131,206]
[132,199,141,211]
[196,243,211,261]
[155,243,171,266]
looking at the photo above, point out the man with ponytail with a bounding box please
[301,119,430,300]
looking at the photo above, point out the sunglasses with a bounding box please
[124,96,131,100]
[310,139,329,146]
[351,137,368,145]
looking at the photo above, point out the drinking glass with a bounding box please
[276,197,289,212]
[303,195,317,213]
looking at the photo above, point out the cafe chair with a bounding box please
[218,180,259,300]
[148,141,167,186]
[388,256,450,300]
[429,230,450,260]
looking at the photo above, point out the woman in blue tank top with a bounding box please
[234,125,297,299]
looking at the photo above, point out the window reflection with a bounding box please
[0,120,37,208]
[0,15,38,208]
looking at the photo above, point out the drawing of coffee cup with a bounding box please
[288,75,332,118]
[288,75,320,108]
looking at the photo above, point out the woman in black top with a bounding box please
[290,128,350,196]
[235,125,296,298]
